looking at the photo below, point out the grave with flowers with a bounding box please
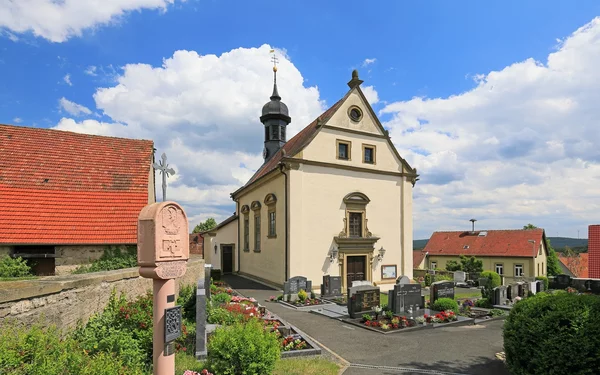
[274,275,334,309]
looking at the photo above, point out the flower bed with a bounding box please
[414,310,458,324]
[361,314,417,331]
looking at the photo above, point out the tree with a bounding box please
[460,255,483,273]
[193,218,217,233]
[523,223,562,276]
[445,260,462,272]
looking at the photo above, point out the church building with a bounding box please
[203,67,418,292]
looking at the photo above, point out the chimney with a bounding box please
[469,218,477,233]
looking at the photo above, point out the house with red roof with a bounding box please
[0,124,155,275]
[208,69,418,292]
[422,228,549,280]
[558,252,589,278]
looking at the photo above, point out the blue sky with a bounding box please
[1,1,600,239]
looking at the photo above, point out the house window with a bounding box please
[349,212,363,237]
[337,140,351,160]
[363,144,376,164]
[495,264,503,275]
[514,264,524,277]
[268,211,276,237]
[254,214,261,251]
[244,217,249,251]
[539,244,542,256]
[431,261,437,269]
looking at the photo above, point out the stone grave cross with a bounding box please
[153,152,176,202]
[138,201,189,375]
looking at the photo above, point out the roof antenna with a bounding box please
[469,218,477,233]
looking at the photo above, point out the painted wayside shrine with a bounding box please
[203,60,418,292]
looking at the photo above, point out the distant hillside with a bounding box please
[413,237,588,252]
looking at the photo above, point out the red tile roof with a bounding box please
[413,250,426,268]
[423,229,545,258]
[234,92,350,195]
[558,253,589,278]
[0,124,153,244]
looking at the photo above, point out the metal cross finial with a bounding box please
[153,152,175,202]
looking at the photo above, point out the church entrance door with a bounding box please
[346,255,366,287]
[222,245,234,273]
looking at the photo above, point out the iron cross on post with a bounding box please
[153,152,176,202]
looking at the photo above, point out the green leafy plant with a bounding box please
[362,313,373,322]
[0,322,145,375]
[431,298,459,313]
[490,308,506,317]
[480,271,501,288]
[475,298,492,308]
[0,255,32,278]
[297,289,308,302]
[424,273,453,286]
[207,319,280,375]
[503,293,600,375]
[178,283,197,323]
[459,255,483,273]
[212,292,232,305]
[72,246,137,274]
[445,260,462,271]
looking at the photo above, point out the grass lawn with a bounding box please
[175,353,340,375]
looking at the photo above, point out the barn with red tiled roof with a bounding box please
[0,124,155,275]
[422,229,549,280]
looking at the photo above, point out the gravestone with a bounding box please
[347,285,380,318]
[522,282,530,296]
[390,283,422,314]
[535,280,544,293]
[396,275,411,285]
[352,280,373,287]
[321,275,343,298]
[529,281,537,295]
[508,284,518,300]
[517,282,525,297]
[137,201,190,375]
[492,285,508,306]
[591,280,600,294]
[430,281,455,304]
[554,274,572,289]
[284,276,312,297]
[454,271,466,284]
[195,276,208,359]
[204,263,212,300]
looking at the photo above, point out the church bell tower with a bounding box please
[260,52,291,162]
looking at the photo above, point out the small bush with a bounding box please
[297,289,308,302]
[431,298,458,313]
[0,323,144,375]
[503,293,600,375]
[207,319,280,375]
[0,255,32,278]
[535,276,549,290]
[178,283,197,323]
[72,246,137,274]
[480,271,501,288]
[212,292,232,305]
[475,298,492,308]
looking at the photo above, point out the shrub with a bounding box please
[503,293,600,375]
[431,298,458,313]
[0,255,32,278]
[207,319,280,375]
[535,276,549,290]
[178,283,197,323]
[480,271,501,288]
[0,323,145,375]
[212,292,232,305]
[475,298,492,308]
[72,246,137,274]
[297,289,308,302]
[424,273,453,286]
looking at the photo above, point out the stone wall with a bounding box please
[54,244,133,275]
[0,256,204,331]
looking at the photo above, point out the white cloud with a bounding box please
[13,117,22,123]
[362,58,377,67]
[382,17,600,238]
[84,66,98,76]
[63,74,72,86]
[0,0,183,43]
[362,85,379,105]
[53,44,325,229]
[58,97,92,116]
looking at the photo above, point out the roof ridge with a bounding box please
[432,228,544,233]
[0,123,154,144]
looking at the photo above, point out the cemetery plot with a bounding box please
[274,275,333,309]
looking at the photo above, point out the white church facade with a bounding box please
[203,69,418,292]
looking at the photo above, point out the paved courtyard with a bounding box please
[223,274,510,375]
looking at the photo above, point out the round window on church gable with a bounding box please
[348,106,363,122]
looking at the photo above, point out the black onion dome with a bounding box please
[261,84,289,117]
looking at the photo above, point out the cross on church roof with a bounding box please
[153,152,175,202]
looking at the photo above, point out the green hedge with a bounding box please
[503,293,600,375]
[431,298,459,313]
[480,271,501,288]
[0,256,32,278]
